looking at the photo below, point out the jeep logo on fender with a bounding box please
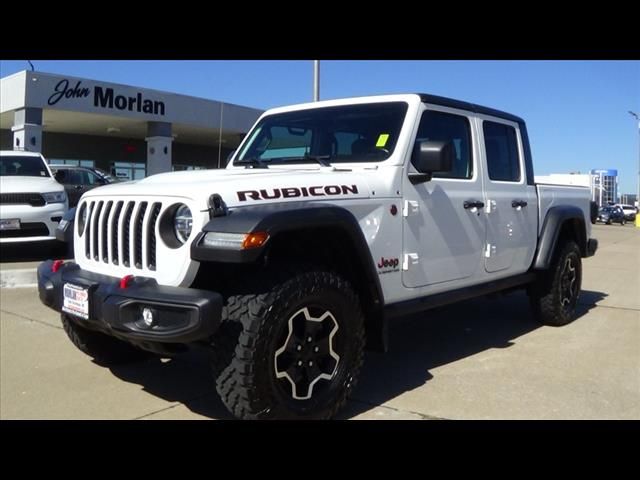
[237,185,359,202]
[48,79,166,116]
[378,257,399,270]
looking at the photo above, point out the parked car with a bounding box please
[50,165,118,208]
[616,204,637,222]
[597,206,626,225]
[589,201,598,224]
[0,151,68,243]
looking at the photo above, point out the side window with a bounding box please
[67,169,83,185]
[414,110,473,179]
[84,171,99,185]
[483,121,521,182]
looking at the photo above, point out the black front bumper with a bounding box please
[37,261,222,344]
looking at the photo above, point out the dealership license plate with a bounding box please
[0,218,20,230]
[62,283,89,320]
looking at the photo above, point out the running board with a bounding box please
[384,272,537,320]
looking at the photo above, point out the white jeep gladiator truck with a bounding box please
[38,94,597,419]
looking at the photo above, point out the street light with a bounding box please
[629,111,640,226]
[313,60,320,102]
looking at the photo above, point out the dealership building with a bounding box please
[0,70,263,179]
[535,169,620,205]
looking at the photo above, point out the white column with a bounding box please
[145,121,173,176]
[12,108,43,152]
[145,136,173,176]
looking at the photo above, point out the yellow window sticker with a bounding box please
[376,133,390,148]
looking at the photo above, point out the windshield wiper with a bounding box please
[237,158,269,169]
[275,154,333,167]
[304,154,333,167]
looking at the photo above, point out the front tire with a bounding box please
[61,313,150,365]
[211,269,365,420]
[529,241,582,326]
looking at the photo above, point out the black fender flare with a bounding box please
[533,205,587,270]
[191,201,384,307]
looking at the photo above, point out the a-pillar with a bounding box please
[146,121,173,176]
[12,108,43,152]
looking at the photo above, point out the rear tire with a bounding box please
[529,241,582,326]
[61,313,150,365]
[211,268,365,420]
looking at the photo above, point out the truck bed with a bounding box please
[536,183,592,238]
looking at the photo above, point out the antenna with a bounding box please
[27,60,35,71]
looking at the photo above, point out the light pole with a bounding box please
[629,111,640,226]
[313,60,320,102]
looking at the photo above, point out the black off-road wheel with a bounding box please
[210,269,365,420]
[61,313,150,365]
[529,241,582,326]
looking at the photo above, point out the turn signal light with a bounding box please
[51,260,64,273]
[241,232,269,250]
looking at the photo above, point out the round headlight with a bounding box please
[78,204,87,236]
[173,204,192,244]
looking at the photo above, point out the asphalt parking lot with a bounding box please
[1,224,638,420]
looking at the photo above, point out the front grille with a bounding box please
[0,193,46,207]
[0,222,49,238]
[81,199,162,271]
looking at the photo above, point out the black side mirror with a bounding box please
[409,140,454,183]
[54,170,67,183]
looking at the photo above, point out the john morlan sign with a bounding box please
[47,79,166,116]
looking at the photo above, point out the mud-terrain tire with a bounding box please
[211,269,365,420]
[530,241,582,326]
[62,313,150,364]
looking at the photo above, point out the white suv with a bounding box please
[0,150,68,243]
[617,204,637,222]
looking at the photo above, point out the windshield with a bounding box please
[235,102,408,166]
[0,155,50,177]
[94,168,119,183]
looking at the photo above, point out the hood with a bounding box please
[82,167,374,208]
[0,175,64,193]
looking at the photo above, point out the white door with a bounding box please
[480,118,537,274]
[402,106,486,289]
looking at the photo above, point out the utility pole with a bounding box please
[629,111,640,226]
[313,60,320,102]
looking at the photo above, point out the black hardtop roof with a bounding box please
[417,93,525,124]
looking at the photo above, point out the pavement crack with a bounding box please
[348,397,449,420]
[132,392,210,420]
[1,309,63,330]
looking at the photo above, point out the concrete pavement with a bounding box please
[1,224,638,419]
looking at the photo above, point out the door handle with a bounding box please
[512,200,528,208]
[464,200,485,210]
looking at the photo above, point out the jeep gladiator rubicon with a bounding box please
[38,94,597,419]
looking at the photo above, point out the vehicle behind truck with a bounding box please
[37,93,597,419]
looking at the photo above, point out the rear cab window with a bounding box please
[483,121,521,182]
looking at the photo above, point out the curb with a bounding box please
[0,268,38,288]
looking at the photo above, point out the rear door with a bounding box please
[402,105,486,289]
[480,118,537,274]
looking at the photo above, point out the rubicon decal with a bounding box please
[237,185,359,202]
[377,257,399,274]
[48,79,166,116]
